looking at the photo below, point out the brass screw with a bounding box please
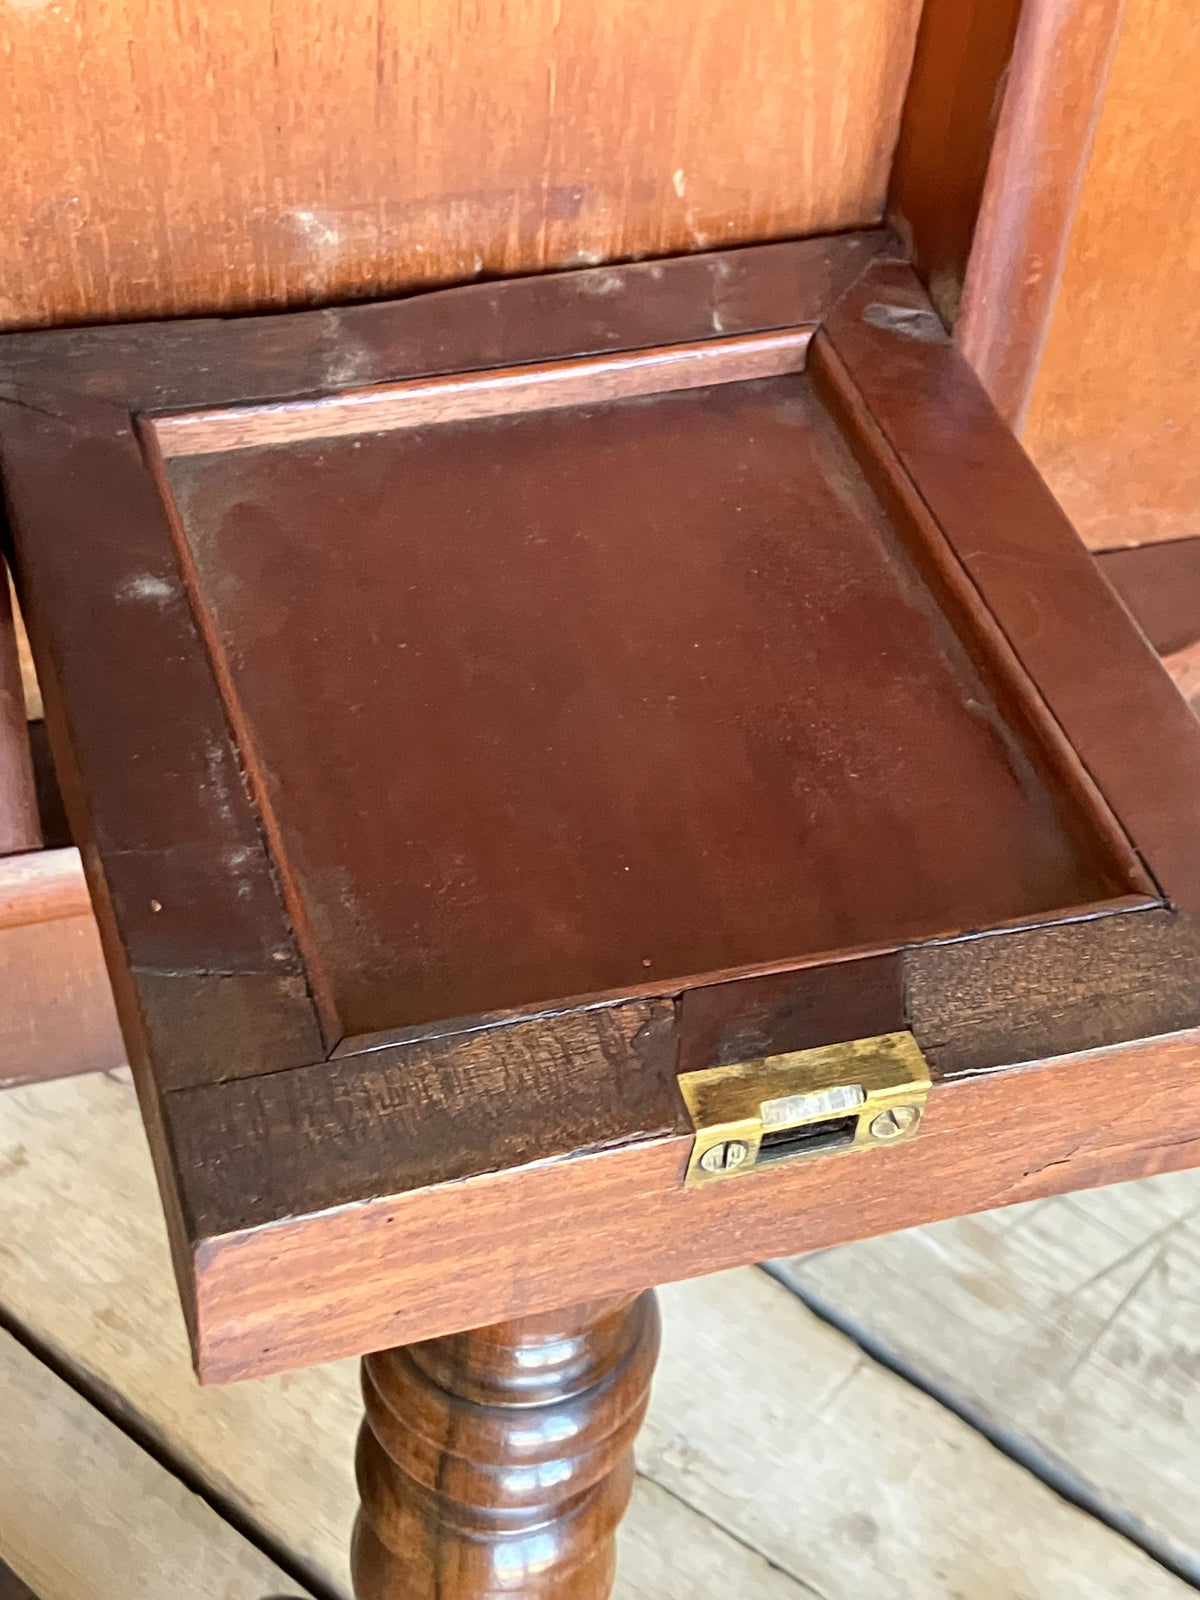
[870,1105,921,1142]
[699,1139,750,1174]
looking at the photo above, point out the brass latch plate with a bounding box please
[679,1030,931,1188]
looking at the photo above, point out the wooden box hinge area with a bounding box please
[679,1031,931,1188]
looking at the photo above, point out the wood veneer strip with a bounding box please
[151,329,814,457]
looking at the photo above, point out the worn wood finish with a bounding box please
[153,329,813,456]
[176,1026,1200,1380]
[354,1294,658,1600]
[957,0,1126,429]
[1,0,921,330]
[776,1166,1200,1586]
[0,569,39,856]
[6,1071,1198,1600]
[1016,0,1200,548]
[8,234,1200,1387]
[886,0,1024,322]
[0,233,890,411]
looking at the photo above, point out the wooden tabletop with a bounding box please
[5,229,1200,1380]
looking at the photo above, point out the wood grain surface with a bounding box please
[4,1070,1196,1600]
[1018,0,1200,548]
[9,233,1200,1387]
[354,1295,658,1599]
[152,329,813,455]
[175,1026,1200,1379]
[0,1327,307,1600]
[819,256,1200,913]
[776,1164,1200,1585]
[1,0,921,330]
[162,359,1128,1038]
[886,0,1023,321]
[957,0,1126,429]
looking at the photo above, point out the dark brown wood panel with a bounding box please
[173,1001,686,1237]
[162,364,1127,1037]
[677,951,904,1076]
[2,0,921,328]
[180,1027,1200,1380]
[0,402,327,1080]
[818,257,1200,913]
[0,233,891,411]
[1096,539,1200,658]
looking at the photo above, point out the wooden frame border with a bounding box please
[6,229,1200,1378]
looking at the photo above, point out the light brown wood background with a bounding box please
[1022,0,1200,550]
[2,0,922,329]
[964,0,1200,553]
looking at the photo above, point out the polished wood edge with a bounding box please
[0,231,892,413]
[821,256,1200,914]
[187,1025,1200,1381]
[137,421,343,1043]
[153,329,814,456]
[957,0,1125,427]
[809,323,1153,905]
[353,1292,656,1599]
[887,0,1023,322]
[0,566,40,855]
[0,845,90,929]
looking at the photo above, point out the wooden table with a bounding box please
[5,228,1200,1599]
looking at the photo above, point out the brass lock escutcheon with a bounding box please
[680,1030,931,1188]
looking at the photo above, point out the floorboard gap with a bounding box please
[760,1261,1200,1593]
[0,1303,337,1600]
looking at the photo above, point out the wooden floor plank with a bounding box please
[0,1072,804,1600]
[0,1327,306,1600]
[775,1166,1200,1584]
[2,1071,1194,1598]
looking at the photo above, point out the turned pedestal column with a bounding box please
[352,1292,660,1599]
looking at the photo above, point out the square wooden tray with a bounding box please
[6,230,1200,1381]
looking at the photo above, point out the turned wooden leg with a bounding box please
[351,1291,660,1600]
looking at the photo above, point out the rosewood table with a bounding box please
[5,231,1200,1598]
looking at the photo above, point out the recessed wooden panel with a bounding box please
[161,359,1129,1038]
[1,0,922,329]
[12,236,1200,1383]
